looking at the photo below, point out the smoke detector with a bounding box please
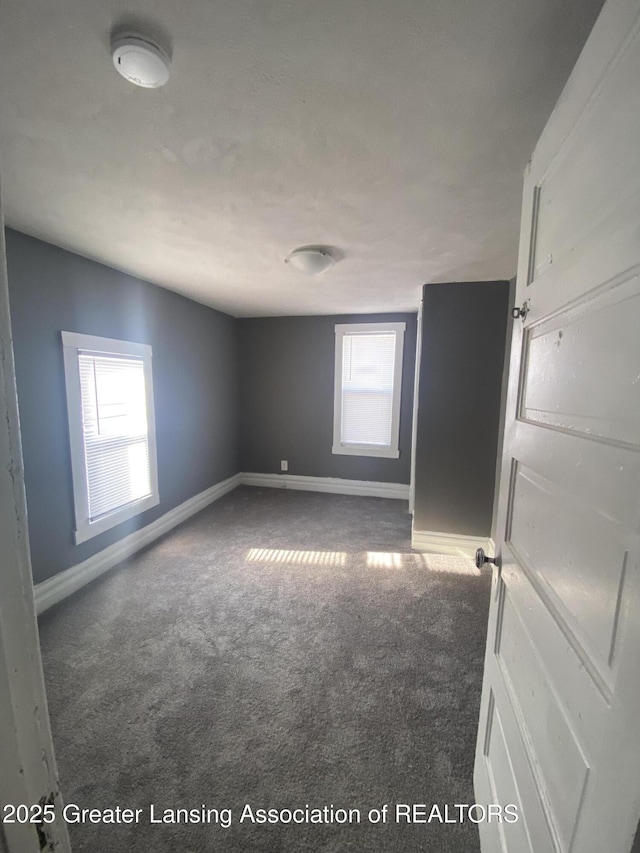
[111,33,171,88]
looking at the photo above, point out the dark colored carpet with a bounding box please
[38,487,491,853]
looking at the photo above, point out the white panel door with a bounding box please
[474,2,640,852]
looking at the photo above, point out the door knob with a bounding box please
[475,548,499,570]
[511,300,530,321]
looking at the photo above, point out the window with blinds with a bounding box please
[332,322,406,458]
[78,353,152,520]
[62,333,159,543]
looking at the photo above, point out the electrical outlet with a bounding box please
[280,460,288,472]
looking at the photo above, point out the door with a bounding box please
[474,1,640,852]
[0,178,71,848]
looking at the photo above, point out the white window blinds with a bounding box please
[78,352,152,520]
[62,331,159,543]
[341,332,396,447]
[333,322,405,458]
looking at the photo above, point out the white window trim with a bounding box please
[61,331,159,544]
[332,322,406,459]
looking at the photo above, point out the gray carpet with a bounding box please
[38,487,491,852]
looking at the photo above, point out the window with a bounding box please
[332,322,405,458]
[62,332,159,544]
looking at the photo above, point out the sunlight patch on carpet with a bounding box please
[420,553,481,575]
[246,548,347,566]
[367,551,404,569]
[366,551,481,575]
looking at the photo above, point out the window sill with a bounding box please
[74,493,160,544]
[332,445,400,459]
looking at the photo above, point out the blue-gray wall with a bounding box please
[7,230,509,583]
[414,281,510,538]
[6,229,240,584]
[238,314,417,484]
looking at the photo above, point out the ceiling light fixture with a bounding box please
[111,33,171,88]
[285,246,336,276]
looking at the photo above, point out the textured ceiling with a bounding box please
[0,0,603,317]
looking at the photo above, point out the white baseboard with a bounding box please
[412,528,493,558]
[35,471,409,613]
[35,473,241,615]
[239,472,410,500]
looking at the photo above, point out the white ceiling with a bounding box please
[0,0,603,317]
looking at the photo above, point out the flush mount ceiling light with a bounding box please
[111,33,171,88]
[285,246,336,276]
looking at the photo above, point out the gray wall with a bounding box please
[414,281,510,537]
[238,314,417,484]
[6,229,240,584]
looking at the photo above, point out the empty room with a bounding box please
[1,1,640,853]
